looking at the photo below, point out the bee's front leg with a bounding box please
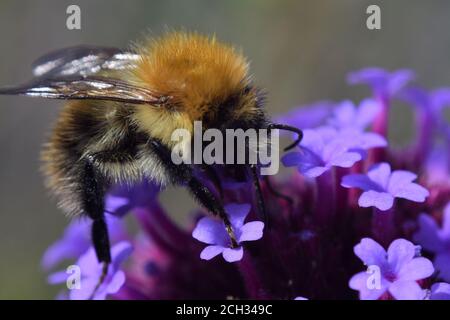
[150,141,238,248]
[187,177,239,248]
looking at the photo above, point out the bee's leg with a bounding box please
[249,164,267,224]
[187,177,238,248]
[80,156,111,296]
[202,165,224,198]
[150,141,237,247]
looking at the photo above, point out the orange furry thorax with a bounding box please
[130,32,250,121]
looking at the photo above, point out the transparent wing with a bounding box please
[0,76,170,106]
[31,45,140,78]
[0,46,172,105]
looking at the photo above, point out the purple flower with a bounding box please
[106,180,161,217]
[192,203,264,263]
[274,101,333,130]
[282,127,362,178]
[350,238,434,300]
[341,162,429,211]
[414,203,450,281]
[328,99,380,131]
[347,68,415,98]
[294,296,308,300]
[429,282,450,300]
[41,215,127,271]
[49,241,133,300]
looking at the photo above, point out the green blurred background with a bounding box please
[0,0,449,299]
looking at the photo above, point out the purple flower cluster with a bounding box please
[42,67,450,300]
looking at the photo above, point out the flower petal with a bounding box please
[354,132,387,150]
[391,183,429,203]
[329,100,356,129]
[77,247,101,277]
[274,102,332,130]
[388,170,417,187]
[442,203,450,237]
[349,271,388,300]
[282,148,324,177]
[354,238,387,267]
[301,129,325,155]
[430,282,450,300]
[200,245,224,260]
[47,271,68,285]
[358,190,394,211]
[281,151,303,167]
[226,203,251,230]
[70,277,98,300]
[222,247,244,262]
[413,214,444,253]
[105,195,131,217]
[387,239,416,274]
[238,221,264,242]
[192,217,228,246]
[303,166,328,178]
[41,219,91,270]
[434,253,450,282]
[111,241,133,271]
[388,280,426,300]
[327,150,362,168]
[356,98,381,129]
[106,270,126,294]
[397,257,434,281]
[367,163,391,190]
[341,174,382,191]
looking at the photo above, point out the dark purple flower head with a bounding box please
[41,215,127,271]
[414,203,450,281]
[350,238,434,300]
[192,203,264,262]
[341,162,429,211]
[347,68,415,98]
[282,126,362,178]
[40,67,449,300]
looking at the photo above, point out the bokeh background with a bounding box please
[0,0,449,299]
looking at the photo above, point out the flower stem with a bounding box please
[369,95,389,164]
[348,162,363,207]
[371,207,396,247]
[134,207,185,257]
[237,253,269,299]
[315,170,336,225]
[413,105,433,168]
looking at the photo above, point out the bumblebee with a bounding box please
[0,32,301,284]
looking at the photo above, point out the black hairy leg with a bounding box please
[202,165,224,199]
[188,177,238,248]
[249,165,267,224]
[80,156,111,297]
[150,141,238,248]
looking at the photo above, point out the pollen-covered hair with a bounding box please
[129,32,250,121]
